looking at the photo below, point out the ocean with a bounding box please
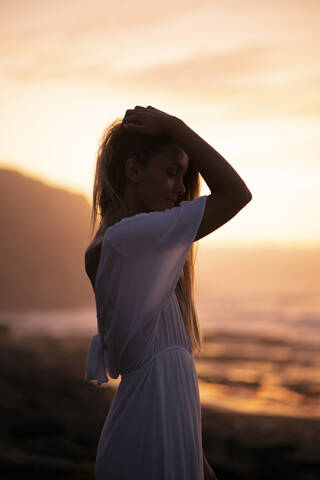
[1,288,319,419]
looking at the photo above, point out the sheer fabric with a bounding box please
[84,195,208,479]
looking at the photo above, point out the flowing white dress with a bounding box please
[84,195,208,480]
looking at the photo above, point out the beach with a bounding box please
[1,325,319,479]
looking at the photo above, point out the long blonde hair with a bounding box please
[89,118,203,354]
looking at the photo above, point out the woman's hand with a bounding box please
[121,105,181,136]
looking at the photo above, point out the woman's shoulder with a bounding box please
[103,205,177,238]
[100,196,206,256]
[105,197,205,237]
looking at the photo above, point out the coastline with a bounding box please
[1,329,319,479]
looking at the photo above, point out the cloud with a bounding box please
[1,0,319,121]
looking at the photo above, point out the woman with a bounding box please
[84,105,252,479]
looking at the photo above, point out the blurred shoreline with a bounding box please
[2,297,319,420]
[1,324,320,479]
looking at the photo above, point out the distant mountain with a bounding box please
[0,168,96,311]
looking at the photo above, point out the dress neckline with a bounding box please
[101,201,185,240]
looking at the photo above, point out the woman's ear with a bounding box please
[124,157,143,184]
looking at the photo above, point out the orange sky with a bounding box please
[0,0,319,247]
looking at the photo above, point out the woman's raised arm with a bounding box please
[169,117,252,201]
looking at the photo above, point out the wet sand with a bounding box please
[1,327,319,479]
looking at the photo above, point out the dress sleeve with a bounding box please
[107,195,207,320]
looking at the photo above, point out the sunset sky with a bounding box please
[1,0,319,247]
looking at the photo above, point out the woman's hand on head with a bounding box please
[121,105,181,136]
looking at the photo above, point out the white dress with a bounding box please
[84,195,208,480]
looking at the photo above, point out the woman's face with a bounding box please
[130,145,189,213]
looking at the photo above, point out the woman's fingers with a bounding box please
[122,109,144,128]
[124,109,135,117]
[125,106,146,115]
[121,121,144,132]
[123,113,141,124]
[125,105,154,115]
[121,105,176,136]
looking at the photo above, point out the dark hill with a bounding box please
[0,167,96,311]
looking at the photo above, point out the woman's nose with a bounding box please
[176,178,186,196]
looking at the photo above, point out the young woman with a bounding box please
[84,105,252,479]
